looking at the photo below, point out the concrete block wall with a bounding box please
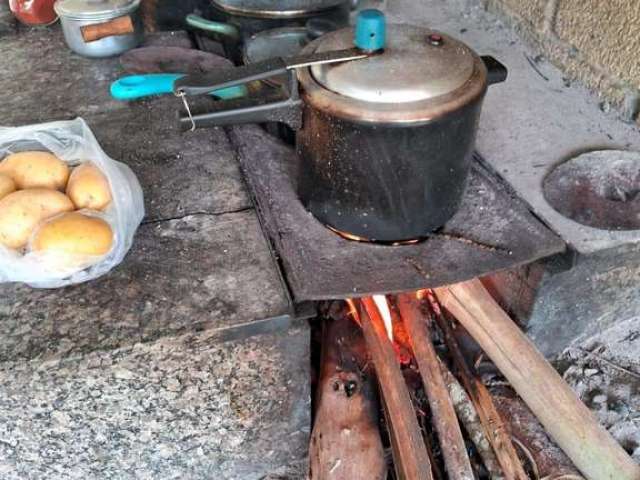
[478,0,640,123]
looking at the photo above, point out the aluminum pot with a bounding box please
[55,0,143,58]
[174,11,508,242]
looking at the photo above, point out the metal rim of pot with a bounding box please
[54,0,141,21]
[210,0,349,18]
[297,27,490,125]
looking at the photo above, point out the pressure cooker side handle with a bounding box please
[481,56,508,85]
[178,71,303,132]
[179,92,303,131]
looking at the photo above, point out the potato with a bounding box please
[0,174,15,200]
[32,212,113,258]
[66,162,112,210]
[0,151,70,190]
[0,189,74,249]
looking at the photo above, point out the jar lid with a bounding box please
[55,0,140,20]
[310,25,476,104]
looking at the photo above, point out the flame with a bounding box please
[326,225,369,242]
[372,295,393,341]
[327,225,421,246]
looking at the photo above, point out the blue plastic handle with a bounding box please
[354,9,386,51]
[110,74,247,101]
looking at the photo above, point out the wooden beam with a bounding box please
[435,278,640,480]
[433,302,528,480]
[359,298,433,480]
[310,314,387,480]
[396,294,475,480]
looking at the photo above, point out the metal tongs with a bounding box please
[173,48,371,131]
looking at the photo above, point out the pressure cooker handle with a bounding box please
[175,57,289,97]
[481,56,508,85]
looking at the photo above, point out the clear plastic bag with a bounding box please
[0,118,144,288]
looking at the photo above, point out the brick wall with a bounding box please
[479,0,640,124]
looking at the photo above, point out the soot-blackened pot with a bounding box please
[175,11,507,242]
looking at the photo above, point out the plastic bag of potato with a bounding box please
[0,118,144,287]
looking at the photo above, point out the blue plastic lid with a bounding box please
[354,9,386,51]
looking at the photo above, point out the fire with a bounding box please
[326,225,369,242]
[344,296,393,341]
[372,295,393,341]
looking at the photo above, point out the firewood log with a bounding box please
[397,294,475,480]
[435,278,640,480]
[360,298,434,480]
[310,313,386,480]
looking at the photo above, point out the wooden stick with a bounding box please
[435,278,640,480]
[433,305,528,480]
[359,298,433,480]
[397,294,475,480]
[438,359,503,478]
[310,314,386,480]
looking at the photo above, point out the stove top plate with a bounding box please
[229,125,565,300]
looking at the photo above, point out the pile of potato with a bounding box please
[0,151,114,265]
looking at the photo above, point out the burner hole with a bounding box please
[543,150,640,231]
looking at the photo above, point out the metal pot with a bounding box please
[188,1,349,64]
[211,0,350,18]
[54,0,143,58]
[174,10,507,242]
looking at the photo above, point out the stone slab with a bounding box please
[386,0,640,255]
[0,28,251,221]
[0,211,291,363]
[0,326,310,480]
[87,106,250,222]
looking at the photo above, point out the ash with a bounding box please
[557,317,640,461]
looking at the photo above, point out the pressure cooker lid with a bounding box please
[211,0,346,16]
[54,0,140,19]
[310,25,477,104]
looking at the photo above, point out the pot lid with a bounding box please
[310,25,477,104]
[54,0,140,19]
[211,0,346,17]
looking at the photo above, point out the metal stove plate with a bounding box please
[229,125,565,300]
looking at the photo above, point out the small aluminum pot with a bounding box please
[55,0,143,58]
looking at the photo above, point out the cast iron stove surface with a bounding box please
[229,125,565,300]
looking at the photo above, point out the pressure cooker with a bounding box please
[174,10,507,242]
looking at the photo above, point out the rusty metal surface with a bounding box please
[229,124,566,300]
